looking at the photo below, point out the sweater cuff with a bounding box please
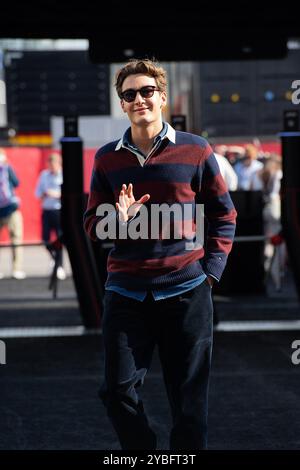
[203,254,228,282]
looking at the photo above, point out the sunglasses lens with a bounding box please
[140,86,155,98]
[122,90,136,102]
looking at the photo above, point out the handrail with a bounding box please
[0,235,268,248]
[0,242,45,248]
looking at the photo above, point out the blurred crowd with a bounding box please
[213,142,285,287]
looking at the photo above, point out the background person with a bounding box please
[0,148,26,280]
[234,143,263,190]
[251,154,284,273]
[214,152,238,191]
[35,152,66,280]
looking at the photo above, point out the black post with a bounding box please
[60,115,103,327]
[171,114,187,131]
[280,110,300,298]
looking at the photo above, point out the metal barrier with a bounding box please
[0,240,63,298]
[0,242,44,248]
[1,234,286,295]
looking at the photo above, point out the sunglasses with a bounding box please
[120,85,160,103]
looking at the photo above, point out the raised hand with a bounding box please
[116,183,150,223]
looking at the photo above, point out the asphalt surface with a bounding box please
[0,247,300,451]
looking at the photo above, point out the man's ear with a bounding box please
[120,99,127,113]
[160,91,167,109]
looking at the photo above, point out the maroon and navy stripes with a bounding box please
[84,128,237,288]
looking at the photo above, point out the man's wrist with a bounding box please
[117,212,136,224]
[117,212,128,224]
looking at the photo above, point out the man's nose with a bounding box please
[133,91,144,103]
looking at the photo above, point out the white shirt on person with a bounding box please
[234,159,263,190]
[214,153,238,191]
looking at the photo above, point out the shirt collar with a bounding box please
[115,122,176,151]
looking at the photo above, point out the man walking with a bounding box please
[84,59,237,450]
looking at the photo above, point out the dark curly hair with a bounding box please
[115,58,167,98]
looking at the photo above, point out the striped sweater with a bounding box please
[83,124,237,290]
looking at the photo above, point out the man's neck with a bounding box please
[131,121,163,155]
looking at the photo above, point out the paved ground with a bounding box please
[0,246,300,451]
[0,245,72,279]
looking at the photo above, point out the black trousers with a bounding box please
[99,279,214,450]
[42,209,63,267]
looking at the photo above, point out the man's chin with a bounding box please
[134,117,152,126]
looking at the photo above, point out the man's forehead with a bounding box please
[122,73,156,89]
